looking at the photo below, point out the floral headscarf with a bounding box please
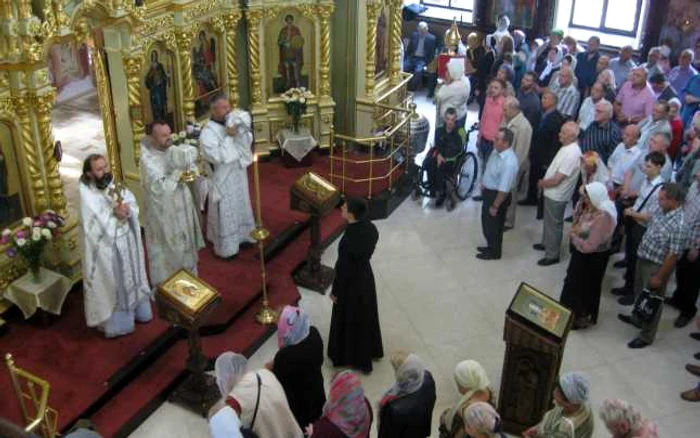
[323,371,371,438]
[463,402,501,435]
[276,305,311,349]
[214,352,248,398]
[379,353,426,409]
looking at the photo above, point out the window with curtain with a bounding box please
[555,0,649,48]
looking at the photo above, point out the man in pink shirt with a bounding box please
[475,78,506,200]
[614,67,656,126]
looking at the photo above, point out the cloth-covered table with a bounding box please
[4,268,71,319]
[277,128,317,162]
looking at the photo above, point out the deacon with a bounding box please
[140,120,205,286]
[199,94,256,258]
[79,154,152,338]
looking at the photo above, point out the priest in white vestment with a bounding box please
[199,95,256,258]
[140,121,205,286]
[79,154,152,338]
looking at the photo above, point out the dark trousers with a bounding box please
[672,251,700,318]
[404,57,426,91]
[424,149,456,196]
[526,159,546,200]
[481,189,511,257]
[623,220,646,291]
[560,247,611,323]
[477,139,494,174]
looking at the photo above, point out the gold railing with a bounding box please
[329,102,417,198]
[5,353,58,438]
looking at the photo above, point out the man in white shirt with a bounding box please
[578,82,605,131]
[608,124,642,188]
[637,101,672,152]
[533,122,582,265]
[621,132,673,199]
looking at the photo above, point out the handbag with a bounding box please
[240,373,262,438]
[632,288,663,324]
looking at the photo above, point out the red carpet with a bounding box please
[0,153,346,436]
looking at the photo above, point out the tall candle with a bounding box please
[253,153,262,226]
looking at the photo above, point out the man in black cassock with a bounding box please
[328,197,383,374]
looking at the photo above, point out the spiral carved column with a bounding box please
[12,95,49,213]
[34,91,66,215]
[93,47,122,180]
[365,3,381,96]
[123,55,145,166]
[223,12,242,107]
[319,5,334,98]
[246,9,264,105]
[389,0,403,85]
[176,29,197,121]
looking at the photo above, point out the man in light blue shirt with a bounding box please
[477,127,519,260]
[609,45,637,91]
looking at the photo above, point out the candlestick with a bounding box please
[253,153,262,226]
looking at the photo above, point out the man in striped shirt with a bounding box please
[579,100,621,164]
[549,67,581,119]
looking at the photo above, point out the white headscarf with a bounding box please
[559,371,590,405]
[214,352,248,397]
[539,47,564,82]
[585,182,617,223]
[447,57,465,81]
[446,360,491,430]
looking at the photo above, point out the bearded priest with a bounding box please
[79,154,152,338]
[199,94,256,259]
[140,120,205,286]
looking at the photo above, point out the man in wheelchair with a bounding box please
[424,108,466,209]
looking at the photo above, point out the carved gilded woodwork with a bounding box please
[123,54,146,165]
[318,4,333,98]
[365,2,382,97]
[221,11,242,107]
[388,0,403,84]
[176,27,198,121]
[34,90,67,216]
[185,0,224,22]
[93,47,122,181]
[246,9,264,105]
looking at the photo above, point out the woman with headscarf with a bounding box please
[491,35,514,77]
[523,372,594,438]
[438,360,493,438]
[596,69,617,103]
[436,58,471,130]
[560,181,617,329]
[549,54,579,88]
[214,352,303,438]
[378,351,436,438]
[306,370,372,438]
[599,399,658,438]
[463,402,506,438]
[668,98,684,163]
[270,305,326,429]
[537,46,564,89]
[328,197,383,374]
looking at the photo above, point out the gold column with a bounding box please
[93,47,122,180]
[34,90,67,215]
[222,11,242,107]
[123,54,145,166]
[246,9,264,105]
[17,0,31,19]
[319,4,334,98]
[389,0,403,85]
[365,2,381,96]
[52,0,70,28]
[12,94,48,213]
[176,29,197,121]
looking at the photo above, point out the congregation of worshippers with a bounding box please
[14,8,700,438]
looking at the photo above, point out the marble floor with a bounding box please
[125,93,700,438]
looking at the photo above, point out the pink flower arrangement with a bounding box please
[1,210,65,270]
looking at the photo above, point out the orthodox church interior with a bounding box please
[0,0,699,437]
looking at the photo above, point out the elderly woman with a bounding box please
[378,352,436,438]
[495,64,516,97]
[463,402,506,438]
[549,54,579,88]
[270,305,326,429]
[523,371,594,438]
[215,352,303,438]
[537,46,564,88]
[596,69,617,103]
[438,360,493,438]
[306,370,372,438]
[561,181,617,329]
[668,98,684,162]
[436,58,471,129]
[599,399,658,437]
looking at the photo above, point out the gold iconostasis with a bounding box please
[0,0,408,301]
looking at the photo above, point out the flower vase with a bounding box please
[29,264,42,284]
[292,115,300,133]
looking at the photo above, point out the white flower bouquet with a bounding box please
[281,87,313,132]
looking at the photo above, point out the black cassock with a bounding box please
[328,220,384,372]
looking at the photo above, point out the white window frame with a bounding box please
[403,0,475,23]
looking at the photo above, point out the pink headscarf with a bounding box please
[276,305,310,348]
[323,371,371,438]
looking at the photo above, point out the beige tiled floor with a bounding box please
[127,93,700,437]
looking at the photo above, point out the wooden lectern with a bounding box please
[290,172,341,293]
[498,282,573,435]
[156,269,222,417]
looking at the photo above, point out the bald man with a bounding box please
[615,67,656,126]
[534,122,582,265]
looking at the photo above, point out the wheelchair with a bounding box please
[412,122,479,211]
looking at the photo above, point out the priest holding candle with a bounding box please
[199,94,256,259]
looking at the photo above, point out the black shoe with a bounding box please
[504,225,514,232]
[565,216,573,223]
[435,196,445,208]
[628,338,651,349]
[537,257,560,266]
[533,243,545,251]
[618,294,635,306]
[618,313,642,328]
[476,252,501,260]
[472,195,483,201]
[477,246,490,253]
[518,199,537,206]
[613,260,627,269]
[426,92,434,99]
[611,287,631,296]
[675,315,694,328]
[665,296,682,310]
[536,214,543,220]
[691,333,700,341]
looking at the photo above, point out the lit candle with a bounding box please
[253,153,262,226]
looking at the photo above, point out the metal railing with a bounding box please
[5,353,58,437]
